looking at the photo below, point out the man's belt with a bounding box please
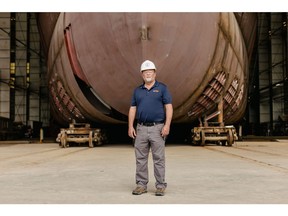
[138,121,164,126]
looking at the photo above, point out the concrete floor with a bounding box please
[1,139,288,204]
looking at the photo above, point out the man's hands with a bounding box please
[161,124,170,137]
[128,126,137,139]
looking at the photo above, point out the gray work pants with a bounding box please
[134,123,167,189]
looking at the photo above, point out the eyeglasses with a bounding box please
[142,70,155,75]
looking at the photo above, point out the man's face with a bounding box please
[142,69,156,83]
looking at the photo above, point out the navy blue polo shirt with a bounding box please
[131,81,172,123]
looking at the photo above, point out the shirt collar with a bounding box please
[140,80,159,89]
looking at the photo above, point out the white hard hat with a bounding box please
[140,60,156,72]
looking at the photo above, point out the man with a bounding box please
[128,60,173,196]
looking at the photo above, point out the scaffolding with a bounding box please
[0,12,49,138]
[248,13,288,136]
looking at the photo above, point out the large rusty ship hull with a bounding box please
[37,13,257,125]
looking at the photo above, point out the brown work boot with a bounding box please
[155,187,165,196]
[132,186,147,195]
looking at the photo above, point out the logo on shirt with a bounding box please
[153,90,159,93]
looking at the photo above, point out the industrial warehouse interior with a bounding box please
[0,7,288,216]
[0,12,287,141]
